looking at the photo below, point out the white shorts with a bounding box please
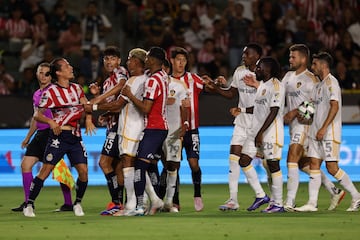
[241,136,258,159]
[307,138,340,162]
[230,125,249,146]
[259,141,283,160]
[162,132,182,162]
[118,135,141,157]
[289,124,309,145]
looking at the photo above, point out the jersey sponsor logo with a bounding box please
[239,88,256,94]
[288,91,300,97]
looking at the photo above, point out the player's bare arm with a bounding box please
[89,78,126,104]
[243,74,260,88]
[316,100,339,141]
[284,108,298,124]
[122,85,153,114]
[33,108,61,136]
[80,97,97,136]
[255,106,279,147]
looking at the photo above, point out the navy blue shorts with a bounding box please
[43,130,88,166]
[25,129,50,162]
[137,129,168,161]
[182,128,200,160]
[101,124,120,158]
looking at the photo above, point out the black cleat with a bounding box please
[11,202,27,212]
[54,204,73,212]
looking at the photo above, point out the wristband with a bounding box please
[92,104,98,111]
[240,107,246,113]
[183,121,189,127]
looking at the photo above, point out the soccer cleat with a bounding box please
[194,197,204,211]
[283,199,296,212]
[219,199,239,211]
[100,202,123,216]
[294,204,318,212]
[12,202,27,212]
[23,204,35,217]
[73,203,85,216]
[124,206,145,216]
[149,199,164,215]
[346,199,360,212]
[169,206,179,213]
[284,204,296,212]
[54,204,73,212]
[261,204,285,213]
[247,195,270,211]
[328,189,346,211]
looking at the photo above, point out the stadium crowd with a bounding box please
[0,0,360,97]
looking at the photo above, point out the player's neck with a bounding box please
[57,78,70,88]
[295,66,307,75]
[172,71,185,78]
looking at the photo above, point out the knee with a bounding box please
[239,154,251,167]
[266,160,280,173]
[98,157,112,172]
[326,164,339,176]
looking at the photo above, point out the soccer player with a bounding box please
[295,52,360,212]
[85,46,128,215]
[242,57,285,213]
[86,48,153,215]
[12,62,73,212]
[170,47,205,211]
[282,44,345,211]
[161,58,189,212]
[203,43,268,211]
[23,58,96,217]
[121,47,169,216]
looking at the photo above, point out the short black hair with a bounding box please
[171,47,189,60]
[259,57,281,79]
[312,52,333,68]
[49,58,65,80]
[246,43,263,57]
[103,46,121,58]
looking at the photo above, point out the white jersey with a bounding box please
[309,74,341,143]
[230,65,257,128]
[117,74,147,140]
[167,77,189,135]
[283,69,319,129]
[250,78,285,146]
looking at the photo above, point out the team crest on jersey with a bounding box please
[46,153,53,162]
[296,82,302,88]
[262,89,266,95]
[170,89,176,97]
[50,138,60,148]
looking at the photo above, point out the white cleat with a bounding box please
[294,204,318,212]
[124,207,145,216]
[23,204,35,217]
[73,203,85,216]
[194,197,204,211]
[328,189,346,210]
[346,199,360,212]
[218,199,239,211]
[149,199,164,215]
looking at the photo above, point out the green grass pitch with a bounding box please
[1,183,360,240]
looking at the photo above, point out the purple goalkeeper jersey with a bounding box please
[33,84,52,130]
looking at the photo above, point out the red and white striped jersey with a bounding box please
[39,82,85,136]
[5,19,30,39]
[143,69,168,130]
[172,72,203,130]
[102,66,129,102]
[102,66,129,129]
